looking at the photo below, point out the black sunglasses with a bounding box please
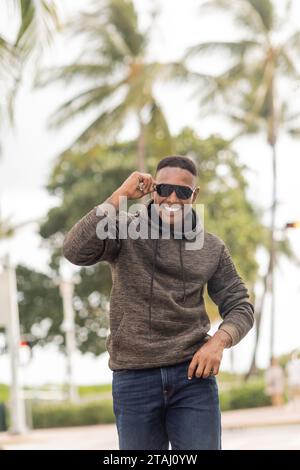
[154,183,195,200]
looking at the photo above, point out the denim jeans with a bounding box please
[112,358,222,450]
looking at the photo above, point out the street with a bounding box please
[1,423,300,450]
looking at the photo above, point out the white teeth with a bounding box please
[162,205,181,212]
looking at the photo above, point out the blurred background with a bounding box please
[1,0,300,450]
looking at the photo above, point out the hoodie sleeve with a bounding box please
[62,203,122,266]
[207,243,255,347]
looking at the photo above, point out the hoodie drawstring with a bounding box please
[148,237,186,342]
[179,239,186,303]
[148,238,159,341]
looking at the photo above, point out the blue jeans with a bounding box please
[112,358,222,450]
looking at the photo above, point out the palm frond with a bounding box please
[200,0,271,34]
[244,0,274,32]
[285,30,300,50]
[35,63,114,88]
[143,61,190,85]
[71,101,130,149]
[108,0,146,57]
[189,62,246,105]
[14,0,60,58]
[70,18,131,63]
[48,81,125,128]
[278,48,300,78]
[286,127,300,138]
[147,101,171,140]
[285,110,300,123]
[185,40,259,60]
[0,35,21,127]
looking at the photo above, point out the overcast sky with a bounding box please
[1,0,300,384]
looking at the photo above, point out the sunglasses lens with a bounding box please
[175,186,193,200]
[156,184,173,197]
[155,184,193,199]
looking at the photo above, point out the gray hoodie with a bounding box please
[63,197,254,370]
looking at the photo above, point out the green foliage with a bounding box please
[78,384,112,397]
[186,0,300,142]
[0,1,59,132]
[15,0,59,57]
[219,379,272,411]
[35,0,179,158]
[32,399,115,429]
[17,265,63,349]
[16,263,110,356]
[0,383,9,403]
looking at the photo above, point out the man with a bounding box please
[286,350,300,408]
[265,357,285,406]
[63,155,255,450]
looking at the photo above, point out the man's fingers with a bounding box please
[195,361,206,378]
[202,362,214,379]
[137,174,154,195]
[188,357,220,379]
[144,176,154,194]
[150,179,157,192]
[187,357,199,379]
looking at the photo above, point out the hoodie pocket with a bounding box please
[149,317,198,341]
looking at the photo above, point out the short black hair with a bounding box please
[155,155,198,177]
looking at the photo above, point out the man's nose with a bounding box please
[165,190,180,204]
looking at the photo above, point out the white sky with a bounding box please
[1,0,300,384]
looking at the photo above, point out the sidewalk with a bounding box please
[0,424,119,450]
[1,405,300,450]
[222,403,300,429]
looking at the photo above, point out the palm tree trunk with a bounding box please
[247,105,278,376]
[267,62,278,365]
[269,141,277,362]
[137,112,149,204]
[137,113,146,173]
[246,257,272,379]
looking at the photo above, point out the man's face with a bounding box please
[151,166,199,226]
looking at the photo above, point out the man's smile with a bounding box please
[160,203,182,213]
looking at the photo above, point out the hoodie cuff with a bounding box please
[218,322,240,347]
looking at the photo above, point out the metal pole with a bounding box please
[59,279,78,403]
[0,255,27,434]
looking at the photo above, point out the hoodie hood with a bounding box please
[145,197,201,240]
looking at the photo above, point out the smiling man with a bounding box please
[63,155,255,450]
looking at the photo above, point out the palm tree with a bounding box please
[184,0,300,368]
[36,0,188,172]
[0,37,18,129]
[0,0,59,128]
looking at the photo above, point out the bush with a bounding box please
[0,384,9,403]
[5,379,274,429]
[219,380,272,411]
[32,399,115,429]
[78,384,112,397]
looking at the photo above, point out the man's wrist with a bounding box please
[212,329,232,349]
[106,189,125,209]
